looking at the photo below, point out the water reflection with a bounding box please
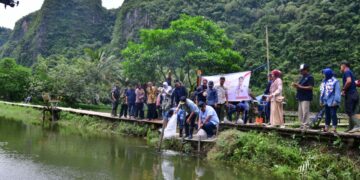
[0,118,260,179]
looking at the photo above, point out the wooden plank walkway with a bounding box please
[1,101,360,145]
[0,101,163,126]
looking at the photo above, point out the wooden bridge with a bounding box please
[1,101,360,147]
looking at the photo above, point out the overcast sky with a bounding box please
[0,0,124,29]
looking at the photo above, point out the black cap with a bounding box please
[180,96,186,102]
[300,64,310,71]
[208,81,214,86]
[198,101,206,108]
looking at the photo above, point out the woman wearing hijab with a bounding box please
[320,68,341,133]
[268,70,285,127]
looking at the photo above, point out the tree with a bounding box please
[0,58,31,101]
[121,15,244,86]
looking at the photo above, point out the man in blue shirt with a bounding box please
[341,61,360,133]
[292,64,314,128]
[126,85,137,119]
[198,101,219,138]
[178,96,199,139]
[206,81,218,108]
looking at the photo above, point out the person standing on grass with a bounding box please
[215,77,228,122]
[320,68,341,133]
[126,85,136,119]
[292,64,314,129]
[340,61,360,133]
[206,81,218,109]
[119,87,128,118]
[111,83,121,117]
[198,101,219,138]
[267,70,285,128]
[135,83,145,119]
[146,82,158,121]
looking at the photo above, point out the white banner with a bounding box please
[202,71,251,102]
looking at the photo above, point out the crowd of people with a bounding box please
[110,61,360,138]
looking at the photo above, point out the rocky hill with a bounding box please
[0,0,115,66]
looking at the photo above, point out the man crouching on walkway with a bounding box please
[198,101,219,138]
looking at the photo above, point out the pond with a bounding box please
[0,118,265,180]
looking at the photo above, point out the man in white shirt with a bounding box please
[198,101,219,138]
[215,76,228,122]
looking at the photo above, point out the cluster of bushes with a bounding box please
[208,130,360,179]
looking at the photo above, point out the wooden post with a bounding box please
[265,26,270,75]
[197,136,201,153]
[157,120,166,152]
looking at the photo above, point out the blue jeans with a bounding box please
[265,102,271,123]
[177,109,186,129]
[162,111,169,121]
[325,105,338,127]
[128,103,136,116]
[202,122,216,137]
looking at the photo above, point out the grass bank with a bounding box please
[208,130,360,179]
[1,103,359,179]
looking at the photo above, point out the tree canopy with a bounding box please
[0,58,31,100]
[121,15,244,87]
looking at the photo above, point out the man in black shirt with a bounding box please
[340,61,360,133]
[292,64,314,128]
[195,78,208,104]
[171,80,188,107]
[111,83,121,117]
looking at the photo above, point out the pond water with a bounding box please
[0,118,265,180]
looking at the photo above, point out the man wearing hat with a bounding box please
[178,96,200,139]
[198,101,219,138]
[292,64,314,128]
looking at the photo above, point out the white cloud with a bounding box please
[0,0,123,29]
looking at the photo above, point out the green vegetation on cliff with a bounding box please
[0,0,116,66]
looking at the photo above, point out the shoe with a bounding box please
[224,119,232,124]
[236,119,244,124]
[348,127,360,133]
[280,125,286,128]
[188,135,193,139]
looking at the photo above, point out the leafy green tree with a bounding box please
[121,15,244,86]
[0,58,31,101]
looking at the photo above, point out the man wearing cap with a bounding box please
[340,61,360,133]
[292,64,314,128]
[178,96,200,139]
[206,81,218,109]
[198,101,219,138]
